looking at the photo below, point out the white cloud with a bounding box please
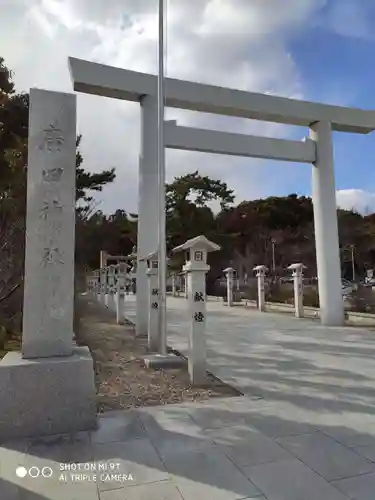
[199,0,325,36]
[0,0,370,214]
[336,189,375,214]
[27,4,57,38]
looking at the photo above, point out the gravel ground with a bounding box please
[75,294,242,414]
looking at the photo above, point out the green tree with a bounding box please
[76,209,137,269]
[0,57,28,203]
[165,171,235,279]
[216,194,316,276]
[0,57,116,342]
[166,170,234,249]
[1,57,116,206]
[75,135,115,205]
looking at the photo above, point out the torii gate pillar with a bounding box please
[136,95,160,336]
[310,121,344,326]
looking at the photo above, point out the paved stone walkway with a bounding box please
[1,294,375,499]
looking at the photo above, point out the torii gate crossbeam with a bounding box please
[69,57,375,133]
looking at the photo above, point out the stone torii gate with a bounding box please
[68,57,375,327]
[100,250,135,269]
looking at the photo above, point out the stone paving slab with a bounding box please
[276,430,375,482]
[2,293,375,499]
[202,424,294,467]
[100,481,185,499]
[240,457,350,500]
[352,444,375,462]
[92,438,171,492]
[90,411,147,445]
[332,471,375,500]
[2,397,375,499]
[161,445,262,500]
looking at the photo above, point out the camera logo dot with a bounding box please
[16,467,28,478]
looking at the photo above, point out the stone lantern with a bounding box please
[223,267,236,307]
[172,235,220,385]
[115,262,130,324]
[107,265,117,310]
[253,265,268,312]
[99,267,108,306]
[139,251,160,351]
[287,263,306,318]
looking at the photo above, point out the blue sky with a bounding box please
[285,6,375,202]
[1,0,375,213]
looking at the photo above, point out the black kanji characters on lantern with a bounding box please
[194,311,204,322]
[194,251,203,261]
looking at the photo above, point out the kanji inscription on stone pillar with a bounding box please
[22,89,76,359]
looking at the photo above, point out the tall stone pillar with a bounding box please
[136,96,159,337]
[0,88,96,440]
[22,89,77,358]
[310,121,344,325]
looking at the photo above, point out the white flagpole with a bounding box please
[157,0,167,355]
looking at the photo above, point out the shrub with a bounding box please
[345,285,375,313]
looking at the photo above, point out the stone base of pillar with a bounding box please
[148,334,159,353]
[189,363,207,386]
[0,347,97,442]
[115,292,124,325]
[143,354,187,369]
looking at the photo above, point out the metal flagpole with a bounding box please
[157,0,167,355]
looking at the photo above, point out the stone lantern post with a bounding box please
[100,267,107,306]
[183,271,188,298]
[140,251,160,351]
[223,267,235,307]
[172,235,220,385]
[287,263,306,318]
[93,270,100,298]
[115,262,129,324]
[107,265,117,311]
[171,272,177,297]
[253,265,268,312]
